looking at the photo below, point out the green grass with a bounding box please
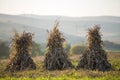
[0,74,120,80]
[0,53,120,80]
[110,59,120,70]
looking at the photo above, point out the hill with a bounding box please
[0,13,120,44]
[104,40,120,51]
[0,21,84,44]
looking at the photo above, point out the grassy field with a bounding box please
[0,52,120,80]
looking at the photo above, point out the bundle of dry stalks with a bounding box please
[44,22,74,70]
[77,26,111,71]
[5,31,36,72]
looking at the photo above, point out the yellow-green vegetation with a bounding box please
[0,53,120,80]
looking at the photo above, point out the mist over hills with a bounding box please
[0,13,120,44]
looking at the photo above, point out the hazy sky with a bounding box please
[0,0,120,17]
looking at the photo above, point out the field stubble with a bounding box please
[0,52,120,80]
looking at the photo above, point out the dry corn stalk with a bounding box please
[5,31,36,72]
[44,22,74,70]
[77,25,111,71]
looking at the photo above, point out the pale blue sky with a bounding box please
[0,0,120,17]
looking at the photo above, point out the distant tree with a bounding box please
[30,41,42,57]
[0,40,9,59]
[70,44,86,55]
[63,42,71,54]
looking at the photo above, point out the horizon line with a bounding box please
[0,12,120,18]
